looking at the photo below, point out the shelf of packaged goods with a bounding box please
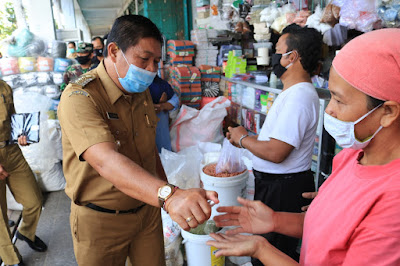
[222,76,331,100]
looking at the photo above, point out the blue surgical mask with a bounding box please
[114,51,156,93]
[68,48,75,54]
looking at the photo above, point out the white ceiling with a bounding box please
[76,0,133,37]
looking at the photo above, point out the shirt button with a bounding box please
[116,131,120,135]
[135,132,139,136]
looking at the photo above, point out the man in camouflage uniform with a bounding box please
[60,42,94,91]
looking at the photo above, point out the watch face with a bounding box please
[160,186,172,198]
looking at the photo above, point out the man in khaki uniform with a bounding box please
[0,80,47,266]
[58,15,218,266]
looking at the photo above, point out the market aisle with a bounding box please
[15,191,77,266]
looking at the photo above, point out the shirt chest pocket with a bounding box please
[0,94,13,122]
[144,112,158,129]
[107,120,130,148]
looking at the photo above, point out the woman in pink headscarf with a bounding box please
[207,28,400,265]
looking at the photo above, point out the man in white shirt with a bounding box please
[227,24,322,263]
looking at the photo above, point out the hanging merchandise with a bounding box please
[323,23,348,46]
[305,5,333,34]
[377,0,400,28]
[321,2,341,27]
[332,0,381,32]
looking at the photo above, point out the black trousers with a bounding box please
[251,169,315,265]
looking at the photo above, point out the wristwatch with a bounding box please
[157,183,178,209]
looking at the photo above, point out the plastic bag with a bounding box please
[51,72,64,85]
[160,146,203,189]
[13,92,65,192]
[338,0,380,32]
[170,96,231,152]
[47,40,67,58]
[18,57,36,73]
[0,57,20,76]
[35,161,65,192]
[161,210,183,266]
[215,138,246,174]
[54,58,72,72]
[20,72,37,87]
[37,57,54,72]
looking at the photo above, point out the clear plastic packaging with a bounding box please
[215,138,246,174]
[10,112,40,144]
[160,146,203,189]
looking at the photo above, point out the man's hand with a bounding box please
[165,189,219,231]
[301,192,318,211]
[0,164,10,180]
[154,101,174,114]
[227,126,248,147]
[214,197,275,235]
[17,135,29,146]
[159,92,167,103]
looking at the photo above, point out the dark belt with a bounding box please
[0,140,10,149]
[85,203,145,214]
[253,169,313,181]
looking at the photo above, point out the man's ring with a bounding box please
[186,216,194,223]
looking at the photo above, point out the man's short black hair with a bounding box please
[104,15,162,57]
[68,41,76,47]
[91,36,104,46]
[282,24,323,75]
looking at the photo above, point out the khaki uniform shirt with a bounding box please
[0,80,15,141]
[58,61,158,210]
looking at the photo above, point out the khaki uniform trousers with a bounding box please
[70,203,166,266]
[0,144,43,265]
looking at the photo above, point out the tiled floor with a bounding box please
[5,191,77,266]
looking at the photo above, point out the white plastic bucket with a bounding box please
[201,163,249,218]
[181,229,225,266]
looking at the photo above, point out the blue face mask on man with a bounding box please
[114,50,156,93]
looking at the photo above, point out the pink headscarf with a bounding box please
[332,29,400,103]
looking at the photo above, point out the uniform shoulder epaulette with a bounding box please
[72,74,96,88]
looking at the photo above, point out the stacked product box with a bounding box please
[191,29,219,67]
[167,40,195,66]
[170,66,202,109]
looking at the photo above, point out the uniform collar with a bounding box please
[96,60,124,105]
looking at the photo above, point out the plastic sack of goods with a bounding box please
[170,96,231,151]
